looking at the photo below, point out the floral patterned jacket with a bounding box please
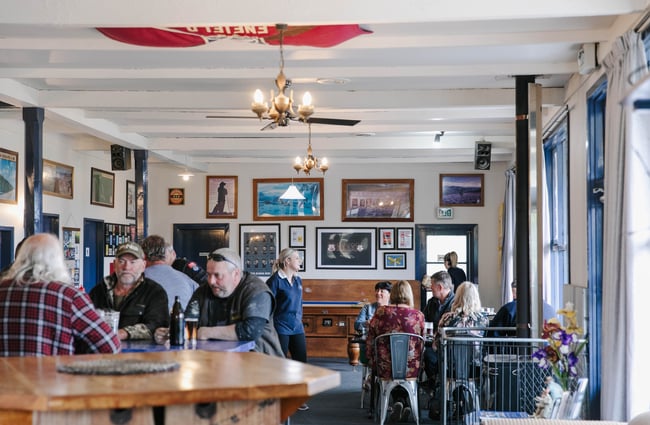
[366,305,425,379]
[432,309,489,351]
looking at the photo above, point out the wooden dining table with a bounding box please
[120,339,255,353]
[0,350,340,425]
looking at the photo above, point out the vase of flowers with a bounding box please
[531,303,587,391]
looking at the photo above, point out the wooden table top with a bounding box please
[0,351,340,412]
[121,339,255,352]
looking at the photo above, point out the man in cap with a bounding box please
[155,247,283,356]
[90,241,169,341]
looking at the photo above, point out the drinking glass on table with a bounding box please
[185,318,199,348]
[424,322,434,338]
[99,309,120,334]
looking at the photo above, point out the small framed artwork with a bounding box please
[342,179,414,222]
[239,223,280,277]
[126,180,136,219]
[289,225,306,248]
[316,227,377,269]
[378,228,395,250]
[439,174,484,207]
[168,187,185,205]
[43,159,73,199]
[90,167,115,208]
[396,228,413,250]
[384,252,406,269]
[296,248,306,272]
[253,178,324,221]
[206,176,238,218]
[0,147,18,204]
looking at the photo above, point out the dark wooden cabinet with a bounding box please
[303,304,361,358]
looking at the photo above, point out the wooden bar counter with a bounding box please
[0,350,340,425]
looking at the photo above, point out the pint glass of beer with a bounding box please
[185,318,199,348]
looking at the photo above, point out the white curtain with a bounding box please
[600,30,648,421]
[500,167,516,304]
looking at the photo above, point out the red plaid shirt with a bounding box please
[0,279,121,356]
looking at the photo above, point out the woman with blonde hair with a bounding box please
[433,281,488,350]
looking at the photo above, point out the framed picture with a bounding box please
[384,252,406,269]
[342,179,414,222]
[168,187,185,205]
[239,223,280,277]
[126,180,136,219]
[90,167,114,208]
[253,178,324,221]
[296,248,306,272]
[289,225,306,248]
[43,159,73,199]
[439,173,484,207]
[378,228,395,250]
[316,227,376,269]
[206,176,238,218]
[0,148,18,204]
[396,227,414,250]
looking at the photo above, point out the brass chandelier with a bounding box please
[251,24,314,127]
[293,123,328,175]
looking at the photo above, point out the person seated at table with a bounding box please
[155,248,284,357]
[354,280,392,334]
[366,280,425,422]
[90,242,169,341]
[140,235,198,311]
[422,271,455,385]
[0,233,120,356]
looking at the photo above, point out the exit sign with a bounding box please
[437,207,453,219]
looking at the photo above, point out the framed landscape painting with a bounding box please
[342,179,413,222]
[90,167,114,208]
[0,148,18,204]
[253,178,324,221]
[43,159,73,199]
[439,174,484,207]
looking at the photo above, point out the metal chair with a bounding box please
[373,332,425,425]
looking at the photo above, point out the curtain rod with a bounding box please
[634,7,650,33]
[542,104,569,140]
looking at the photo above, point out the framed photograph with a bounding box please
[43,159,73,199]
[239,223,280,277]
[342,179,414,222]
[168,187,185,205]
[396,227,414,250]
[378,228,395,250]
[0,148,18,204]
[384,252,406,269]
[90,167,114,208]
[289,225,306,248]
[439,173,484,207]
[316,227,376,269]
[253,178,324,221]
[296,248,306,272]
[206,176,238,218]
[126,180,136,219]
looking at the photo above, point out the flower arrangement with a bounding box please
[532,303,587,391]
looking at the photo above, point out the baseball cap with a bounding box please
[115,242,145,259]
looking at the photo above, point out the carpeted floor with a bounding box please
[290,357,437,425]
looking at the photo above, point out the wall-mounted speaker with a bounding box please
[110,144,132,171]
[474,142,492,170]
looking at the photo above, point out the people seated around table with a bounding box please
[0,233,120,356]
[444,251,467,292]
[487,280,556,337]
[366,280,425,422]
[155,248,283,357]
[422,270,455,384]
[354,280,392,335]
[90,241,169,341]
[140,235,198,311]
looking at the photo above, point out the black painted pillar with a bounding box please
[515,76,535,338]
[23,107,44,237]
[134,150,148,242]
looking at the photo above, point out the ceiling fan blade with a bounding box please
[307,117,360,126]
[260,121,277,131]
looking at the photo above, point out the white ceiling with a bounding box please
[0,0,647,173]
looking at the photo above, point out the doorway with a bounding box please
[43,213,60,237]
[83,218,105,293]
[415,224,478,310]
[173,223,230,268]
[0,226,14,270]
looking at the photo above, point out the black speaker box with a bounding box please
[111,145,132,170]
[474,142,491,170]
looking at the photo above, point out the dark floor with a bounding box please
[290,358,436,425]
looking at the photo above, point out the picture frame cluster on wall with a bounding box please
[378,227,413,250]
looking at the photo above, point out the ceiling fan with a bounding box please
[205,23,360,131]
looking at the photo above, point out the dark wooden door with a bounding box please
[173,223,230,268]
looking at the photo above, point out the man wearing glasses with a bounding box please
[156,248,283,356]
[90,242,170,341]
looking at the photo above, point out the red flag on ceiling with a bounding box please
[97,24,371,48]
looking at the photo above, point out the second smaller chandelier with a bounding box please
[293,124,328,175]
